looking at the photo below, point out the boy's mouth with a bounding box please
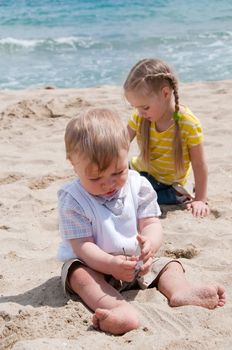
[104,189,117,196]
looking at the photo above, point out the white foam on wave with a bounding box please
[0,37,41,48]
[0,36,97,50]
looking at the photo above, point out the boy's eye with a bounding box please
[113,170,124,176]
[115,167,128,175]
[89,177,101,182]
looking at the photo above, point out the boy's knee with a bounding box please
[69,266,103,289]
[164,261,184,274]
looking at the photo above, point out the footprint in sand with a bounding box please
[28,174,74,190]
[210,209,223,219]
[0,174,23,185]
[0,225,10,230]
[164,245,198,259]
[64,96,92,109]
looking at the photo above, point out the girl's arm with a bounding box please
[70,237,137,281]
[127,125,136,142]
[188,143,210,217]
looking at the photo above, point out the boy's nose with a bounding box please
[102,177,116,188]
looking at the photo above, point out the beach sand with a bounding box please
[0,82,231,350]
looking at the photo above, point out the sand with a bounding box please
[0,82,231,350]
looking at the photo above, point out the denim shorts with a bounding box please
[139,171,181,205]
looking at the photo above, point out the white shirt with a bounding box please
[58,170,161,262]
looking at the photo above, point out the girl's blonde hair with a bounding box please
[65,108,130,172]
[124,58,184,176]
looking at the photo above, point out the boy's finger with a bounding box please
[136,234,145,244]
[123,260,137,270]
[129,255,139,261]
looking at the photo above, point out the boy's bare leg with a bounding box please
[69,266,139,335]
[157,262,226,309]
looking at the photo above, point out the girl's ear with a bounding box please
[161,86,171,99]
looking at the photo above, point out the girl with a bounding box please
[124,58,210,217]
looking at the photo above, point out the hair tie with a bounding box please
[173,111,180,122]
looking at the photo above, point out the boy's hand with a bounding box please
[110,255,137,282]
[136,234,153,276]
[186,200,210,217]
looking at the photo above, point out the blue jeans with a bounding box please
[139,172,180,205]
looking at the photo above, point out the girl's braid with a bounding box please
[166,75,180,113]
[145,72,184,176]
[165,75,184,176]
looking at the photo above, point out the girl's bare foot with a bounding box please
[92,303,139,335]
[169,285,226,309]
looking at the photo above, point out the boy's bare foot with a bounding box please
[92,303,139,335]
[169,285,226,309]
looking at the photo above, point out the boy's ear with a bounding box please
[69,157,76,169]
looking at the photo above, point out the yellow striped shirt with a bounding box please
[128,107,203,185]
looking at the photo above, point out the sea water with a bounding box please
[0,0,231,89]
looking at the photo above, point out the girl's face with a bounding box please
[125,87,171,122]
[70,149,128,197]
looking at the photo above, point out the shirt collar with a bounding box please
[94,183,128,205]
[77,178,128,204]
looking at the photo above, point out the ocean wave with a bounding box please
[0,36,100,51]
[198,31,232,39]
[0,30,231,54]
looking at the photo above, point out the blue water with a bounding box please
[0,0,232,89]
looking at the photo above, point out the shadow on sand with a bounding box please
[0,276,71,308]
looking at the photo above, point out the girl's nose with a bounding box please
[138,108,145,118]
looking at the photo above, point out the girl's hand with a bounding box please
[110,255,137,282]
[186,200,210,217]
[136,234,153,276]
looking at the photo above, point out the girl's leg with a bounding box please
[157,262,226,309]
[69,265,139,334]
[139,172,179,204]
[156,188,180,205]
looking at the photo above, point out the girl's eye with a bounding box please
[143,106,150,111]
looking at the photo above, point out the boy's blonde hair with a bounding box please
[124,58,184,176]
[65,108,130,172]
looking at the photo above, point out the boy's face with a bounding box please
[70,149,129,197]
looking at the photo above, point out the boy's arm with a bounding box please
[69,237,137,281]
[138,216,163,256]
[135,173,163,271]
[135,216,163,276]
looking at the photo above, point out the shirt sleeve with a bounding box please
[186,122,203,148]
[181,111,203,148]
[137,176,161,218]
[58,190,93,240]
